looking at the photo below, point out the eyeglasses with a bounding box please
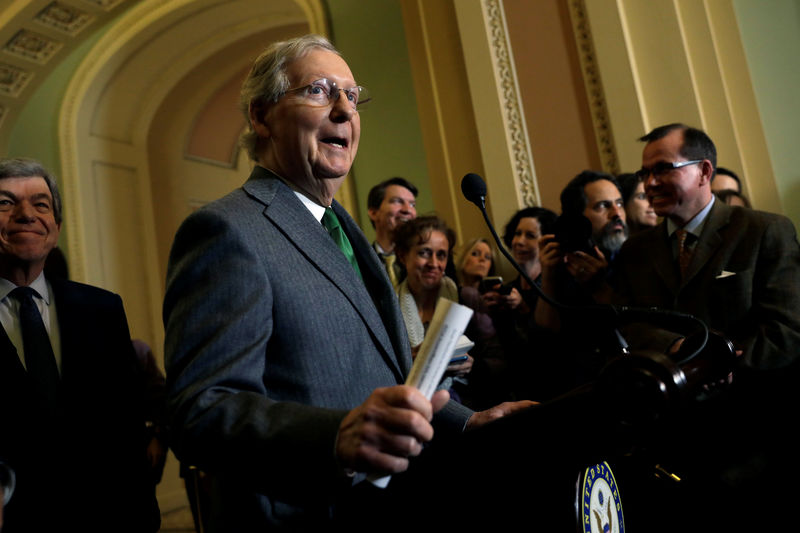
[283,78,371,110]
[635,160,702,180]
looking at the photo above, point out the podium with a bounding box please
[381,337,797,532]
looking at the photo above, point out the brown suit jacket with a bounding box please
[610,199,800,371]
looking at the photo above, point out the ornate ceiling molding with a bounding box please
[0,0,132,148]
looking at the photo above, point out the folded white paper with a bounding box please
[369,298,474,488]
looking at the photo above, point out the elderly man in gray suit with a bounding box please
[164,35,528,531]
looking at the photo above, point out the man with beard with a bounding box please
[533,171,631,391]
[560,171,629,263]
[366,177,418,288]
[537,171,629,311]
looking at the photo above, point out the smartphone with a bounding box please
[478,276,503,293]
[497,284,512,295]
[449,355,469,364]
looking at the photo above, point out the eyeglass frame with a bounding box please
[635,159,704,181]
[282,78,371,110]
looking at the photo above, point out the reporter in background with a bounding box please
[617,172,657,234]
[455,238,495,291]
[536,171,629,329]
[454,238,498,350]
[394,215,473,399]
[483,207,561,401]
[486,207,557,316]
[534,172,633,392]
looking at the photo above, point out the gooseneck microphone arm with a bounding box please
[460,172,709,365]
[461,172,566,312]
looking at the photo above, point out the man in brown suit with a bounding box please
[607,123,800,531]
[612,123,800,370]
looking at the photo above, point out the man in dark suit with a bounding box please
[0,158,158,531]
[606,123,800,530]
[164,35,527,531]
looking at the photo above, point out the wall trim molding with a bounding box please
[483,0,539,206]
[567,0,619,175]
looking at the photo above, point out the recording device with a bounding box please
[478,276,502,293]
[552,213,596,255]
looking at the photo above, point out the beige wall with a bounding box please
[505,0,602,212]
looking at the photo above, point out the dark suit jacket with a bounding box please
[611,200,800,371]
[607,199,800,533]
[163,167,472,530]
[0,278,157,532]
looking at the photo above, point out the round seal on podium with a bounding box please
[578,461,624,533]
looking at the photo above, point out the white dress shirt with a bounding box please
[0,272,62,373]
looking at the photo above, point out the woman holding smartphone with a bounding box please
[485,207,561,402]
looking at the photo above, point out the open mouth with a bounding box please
[321,136,348,149]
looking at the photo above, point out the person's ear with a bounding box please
[367,207,379,224]
[699,160,714,186]
[249,101,270,138]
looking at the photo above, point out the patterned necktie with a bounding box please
[322,208,362,280]
[676,228,692,278]
[382,253,399,289]
[10,286,60,411]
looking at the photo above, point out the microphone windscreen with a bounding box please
[461,173,487,206]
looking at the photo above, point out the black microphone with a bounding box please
[460,172,710,363]
[461,172,487,208]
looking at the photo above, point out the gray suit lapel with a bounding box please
[243,168,406,378]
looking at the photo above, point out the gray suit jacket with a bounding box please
[611,200,800,371]
[164,167,471,529]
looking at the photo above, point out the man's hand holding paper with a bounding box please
[335,386,450,475]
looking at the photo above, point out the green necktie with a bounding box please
[322,208,362,280]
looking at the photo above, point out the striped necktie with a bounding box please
[675,228,692,278]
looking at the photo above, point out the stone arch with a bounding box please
[58,0,327,357]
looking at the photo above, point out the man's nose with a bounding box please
[329,92,355,121]
[14,202,36,220]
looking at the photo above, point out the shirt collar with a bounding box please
[0,271,51,304]
[293,190,328,223]
[667,195,715,238]
[373,241,393,256]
